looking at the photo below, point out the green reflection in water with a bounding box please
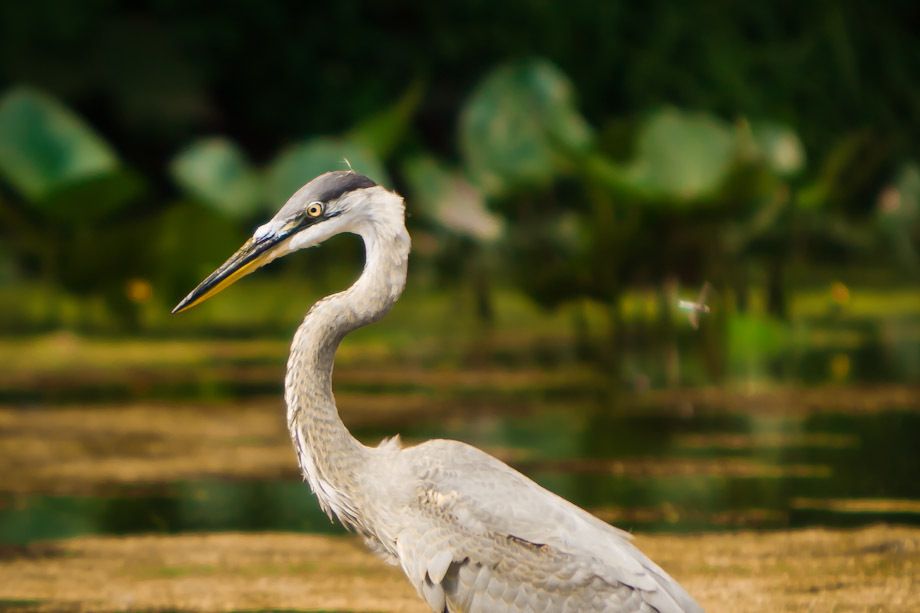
[1,408,917,544]
[0,481,342,545]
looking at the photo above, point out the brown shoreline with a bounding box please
[0,525,916,612]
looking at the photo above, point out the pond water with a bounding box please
[1,371,917,545]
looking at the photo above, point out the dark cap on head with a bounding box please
[310,171,377,202]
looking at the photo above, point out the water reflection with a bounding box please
[2,403,917,544]
[0,481,340,545]
[1,316,917,545]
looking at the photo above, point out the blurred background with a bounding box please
[0,0,918,589]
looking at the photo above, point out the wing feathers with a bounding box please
[392,439,702,612]
[427,549,455,584]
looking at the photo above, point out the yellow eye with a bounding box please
[306,202,324,218]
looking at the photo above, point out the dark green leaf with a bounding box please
[625,108,736,203]
[460,59,592,195]
[170,138,263,220]
[0,87,121,203]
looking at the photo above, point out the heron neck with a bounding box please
[285,209,410,527]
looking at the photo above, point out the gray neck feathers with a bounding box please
[284,192,410,528]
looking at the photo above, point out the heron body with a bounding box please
[174,172,703,613]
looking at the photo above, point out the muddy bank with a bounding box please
[0,525,915,612]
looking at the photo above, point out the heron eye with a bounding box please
[306,202,324,218]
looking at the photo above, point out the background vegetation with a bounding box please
[1,2,916,350]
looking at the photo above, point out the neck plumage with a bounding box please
[285,197,410,529]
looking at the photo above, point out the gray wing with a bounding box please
[393,440,702,613]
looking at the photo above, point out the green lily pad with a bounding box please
[0,87,127,214]
[171,138,263,220]
[625,108,736,203]
[460,59,592,195]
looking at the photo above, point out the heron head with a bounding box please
[172,170,384,314]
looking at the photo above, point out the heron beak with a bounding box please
[171,233,286,314]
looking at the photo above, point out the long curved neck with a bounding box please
[285,198,410,528]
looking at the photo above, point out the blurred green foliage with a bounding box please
[460,59,593,195]
[622,109,736,202]
[170,138,262,220]
[0,87,141,220]
[0,88,118,204]
[0,2,915,383]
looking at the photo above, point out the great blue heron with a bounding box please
[173,171,703,612]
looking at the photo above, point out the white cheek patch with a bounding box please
[290,214,355,251]
[288,231,313,251]
[289,224,329,250]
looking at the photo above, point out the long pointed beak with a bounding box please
[171,233,286,314]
